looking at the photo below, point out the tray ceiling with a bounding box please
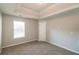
[17,3,53,12]
[0,3,79,19]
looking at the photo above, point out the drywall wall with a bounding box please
[45,8,79,54]
[39,20,46,41]
[0,12,2,53]
[2,14,38,48]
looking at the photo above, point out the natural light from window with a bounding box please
[13,21,25,39]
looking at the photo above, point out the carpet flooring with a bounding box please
[1,41,78,55]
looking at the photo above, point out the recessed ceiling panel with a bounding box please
[18,3,53,12]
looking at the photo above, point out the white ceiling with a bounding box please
[0,3,54,19]
[0,3,79,19]
[17,3,53,12]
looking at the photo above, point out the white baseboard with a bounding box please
[2,39,37,48]
[47,41,79,54]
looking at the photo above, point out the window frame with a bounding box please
[13,20,25,39]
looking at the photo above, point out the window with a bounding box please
[13,21,25,39]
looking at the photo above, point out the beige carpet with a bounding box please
[1,41,78,55]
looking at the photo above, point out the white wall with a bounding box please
[39,20,46,41]
[45,8,79,54]
[0,12,2,53]
[2,14,38,48]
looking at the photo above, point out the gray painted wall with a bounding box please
[2,14,38,48]
[46,8,79,54]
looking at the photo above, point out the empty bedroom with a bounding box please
[0,3,79,55]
